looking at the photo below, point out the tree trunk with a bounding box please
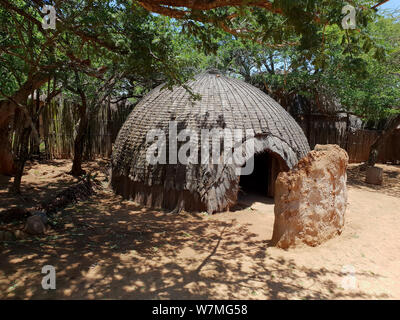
[43,80,52,159]
[71,92,89,176]
[0,113,15,175]
[30,90,41,157]
[0,99,18,175]
[0,74,50,175]
[10,125,31,194]
[43,110,50,159]
[367,114,400,167]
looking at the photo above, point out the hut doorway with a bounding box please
[239,151,282,198]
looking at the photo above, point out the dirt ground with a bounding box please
[0,159,399,300]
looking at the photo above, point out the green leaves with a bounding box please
[373,45,386,61]
[1,0,398,124]
[203,6,399,121]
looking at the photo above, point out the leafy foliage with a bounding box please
[201,9,400,121]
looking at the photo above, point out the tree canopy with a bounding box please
[0,0,399,184]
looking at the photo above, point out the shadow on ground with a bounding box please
[0,159,391,299]
[0,191,386,299]
[347,164,400,198]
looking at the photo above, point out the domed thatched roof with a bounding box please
[111,70,310,213]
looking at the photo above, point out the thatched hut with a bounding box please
[111,70,310,213]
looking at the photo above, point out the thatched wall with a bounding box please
[111,71,310,213]
[40,98,132,159]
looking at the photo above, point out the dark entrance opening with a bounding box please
[239,151,285,198]
[239,152,271,196]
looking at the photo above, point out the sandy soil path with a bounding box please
[0,160,399,299]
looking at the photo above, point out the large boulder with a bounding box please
[272,144,348,249]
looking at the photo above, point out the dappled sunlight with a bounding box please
[347,163,400,198]
[0,160,399,299]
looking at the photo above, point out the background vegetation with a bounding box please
[0,0,399,191]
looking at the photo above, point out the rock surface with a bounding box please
[24,215,46,235]
[31,211,48,224]
[272,144,349,249]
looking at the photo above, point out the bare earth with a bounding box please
[0,160,399,299]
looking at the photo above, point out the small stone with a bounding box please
[24,216,46,235]
[31,211,48,224]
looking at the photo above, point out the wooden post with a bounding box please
[366,166,383,185]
